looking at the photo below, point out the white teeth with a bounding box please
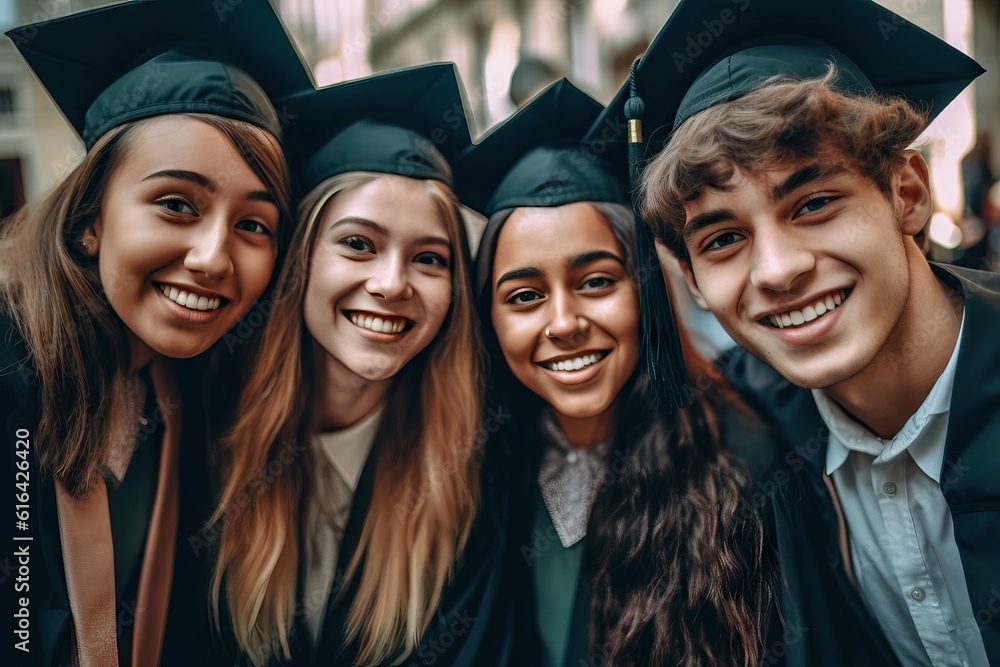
[158,284,221,311]
[768,290,849,329]
[545,352,604,372]
[349,312,407,334]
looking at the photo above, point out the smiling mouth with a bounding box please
[158,283,223,311]
[345,310,414,334]
[539,351,608,372]
[765,289,850,329]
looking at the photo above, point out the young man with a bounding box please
[596,0,997,664]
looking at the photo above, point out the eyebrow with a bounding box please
[495,250,624,290]
[142,169,276,205]
[142,169,214,189]
[331,217,450,248]
[770,163,847,203]
[569,250,625,269]
[495,267,542,289]
[684,208,738,241]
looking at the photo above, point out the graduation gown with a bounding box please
[723,262,1000,666]
[496,406,792,667]
[277,439,511,667]
[0,314,219,667]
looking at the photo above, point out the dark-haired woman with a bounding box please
[461,80,783,667]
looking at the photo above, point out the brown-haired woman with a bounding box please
[0,1,301,665]
[211,65,506,667]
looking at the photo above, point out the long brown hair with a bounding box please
[476,202,774,667]
[0,114,290,499]
[211,173,484,666]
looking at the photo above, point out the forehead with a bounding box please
[321,175,450,240]
[493,202,619,272]
[109,116,272,196]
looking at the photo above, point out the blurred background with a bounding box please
[1,0,998,270]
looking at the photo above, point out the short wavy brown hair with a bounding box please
[640,68,928,260]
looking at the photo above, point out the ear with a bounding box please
[677,258,710,311]
[894,151,933,237]
[79,223,100,257]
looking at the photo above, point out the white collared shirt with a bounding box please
[815,312,988,667]
[302,406,382,644]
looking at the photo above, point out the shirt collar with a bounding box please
[314,405,383,492]
[820,307,965,480]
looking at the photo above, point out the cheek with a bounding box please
[420,276,453,335]
[236,248,278,303]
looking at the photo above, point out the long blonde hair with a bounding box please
[211,172,484,665]
[0,114,290,499]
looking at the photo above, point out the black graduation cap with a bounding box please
[587,0,985,154]
[278,63,475,195]
[455,78,628,217]
[459,78,691,412]
[6,0,313,149]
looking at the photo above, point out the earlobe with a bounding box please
[678,260,710,311]
[895,152,933,237]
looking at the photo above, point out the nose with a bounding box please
[366,252,414,301]
[544,290,590,344]
[184,217,234,280]
[749,224,815,293]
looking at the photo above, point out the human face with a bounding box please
[92,116,280,362]
[490,203,639,432]
[680,158,930,389]
[304,175,453,385]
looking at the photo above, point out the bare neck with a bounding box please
[824,259,963,439]
[310,341,390,433]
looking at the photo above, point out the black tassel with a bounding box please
[625,59,692,412]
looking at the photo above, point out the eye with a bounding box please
[705,231,745,251]
[235,220,272,236]
[157,197,197,216]
[795,195,837,217]
[339,235,374,253]
[507,290,542,305]
[581,276,614,290]
[414,252,450,268]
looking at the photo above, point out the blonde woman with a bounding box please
[0,1,304,664]
[212,65,505,666]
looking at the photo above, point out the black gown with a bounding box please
[0,314,231,667]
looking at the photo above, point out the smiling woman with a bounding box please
[460,79,780,667]
[0,1,302,665]
[211,65,502,667]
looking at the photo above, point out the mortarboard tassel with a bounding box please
[624,59,692,412]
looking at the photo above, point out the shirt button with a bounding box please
[911,587,925,602]
[139,417,149,426]
[566,451,579,464]
[883,482,897,496]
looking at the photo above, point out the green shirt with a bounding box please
[531,490,585,667]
